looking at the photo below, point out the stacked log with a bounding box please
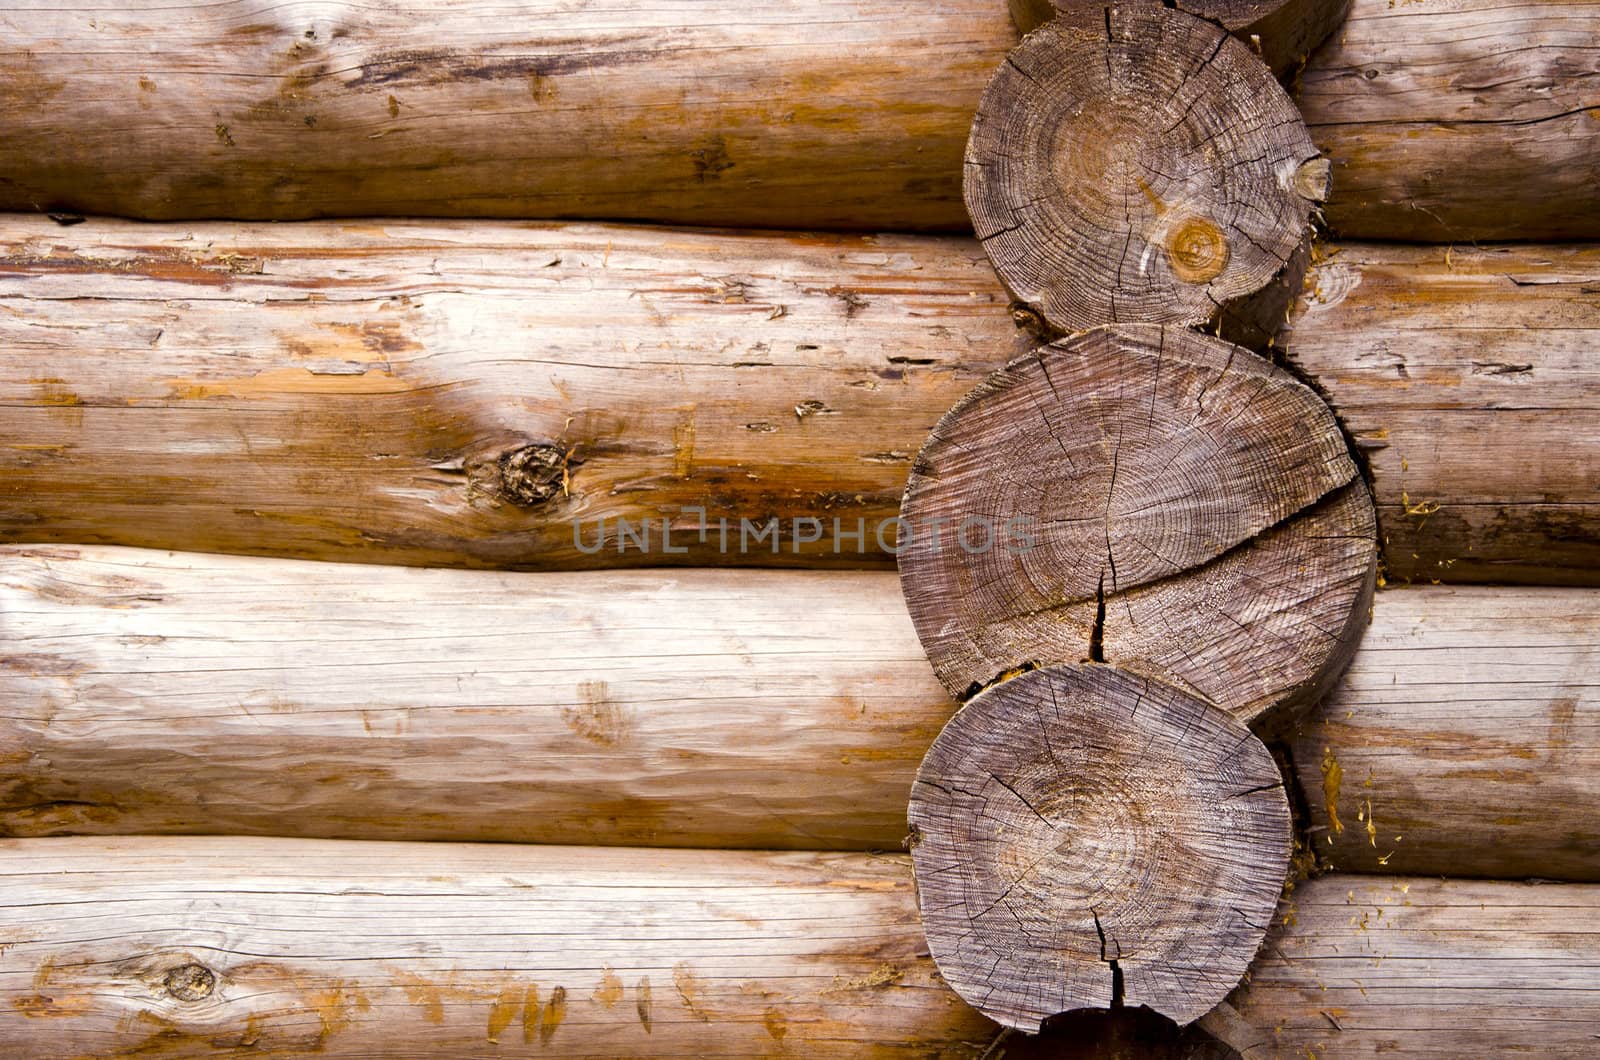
[3,223,1592,583]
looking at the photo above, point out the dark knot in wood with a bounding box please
[163,962,216,1001]
[498,444,571,507]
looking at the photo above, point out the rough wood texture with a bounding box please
[0,0,1015,229]
[2,221,1591,584]
[1232,875,1600,1057]
[1008,0,1353,77]
[1301,0,1600,241]
[0,544,949,849]
[909,665,1290,1031]
[965,6,1324,348]
[0,218,1025,570]
[1287,242,1600,586]
[897,326,1376,729]
[1289,585,1600,881]
[0,837,997,1057]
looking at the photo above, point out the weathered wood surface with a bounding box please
[1301,0,1600,241]
[1290,585,1600,882]
[0,545,950,849]
[0,0,1014,230]
[12,551,1597,880]
[1231,875,1600,1057]
[0,837,996,1058]
[898,327,1375,728]
[966,6,1323,348]
[1287,242,1600,586]
[1008,0,1353,79]
[909,665,1290,1030]
[3,840,1598,1057]
[2,221,1593,585]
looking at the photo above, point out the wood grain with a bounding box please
[1287,242,1600,586]
[0,0,1014,230]
[1232,875,1600,1057]
[0,837,996,1058]
[1289,585,1600,881]
[1301,0,1600,241]
[965,6,1323,348]
[1008,0,1353,78]
[909,665,1290,1030]
[0,544,950,849]
[897,327,1376,729]
[1,220,1592,585]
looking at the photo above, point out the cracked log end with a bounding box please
[965,5,1323,348]
[896,325,1376,729]
[908,663,1291,1032]
[1008,0,1353,78]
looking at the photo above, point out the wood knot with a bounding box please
[1009,302,1049,335]
[1293,157,1332,203]
[163,963,216,1001]
[498,444,570,507]
[1165,217,1229,284]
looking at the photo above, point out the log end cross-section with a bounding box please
[897,325,1376,729]
[908,663,1292,1032]
[966,5,1326,348]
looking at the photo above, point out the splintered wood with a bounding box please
[964,5,1326,347]
[908,665,1291,1031]
[897,326,1375,729]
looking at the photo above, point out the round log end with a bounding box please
[908,664,1291,1031]
[897,325,1376,728]
[965,5,1321,344]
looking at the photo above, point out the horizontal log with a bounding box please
[3,220,1594,584]
[0,837,996,1057]
[0,1,1014,230]
[1232,875,1600,1057]
[1290,585,1600,882]
[2,838,1597,1056]
[0,546,948,849]
[0,0,1588,238]
[7,548,1597,885]
[1300,0,1600,241]
[1287,242,1600,586]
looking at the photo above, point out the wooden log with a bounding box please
[897,326,1376,728]
[908,665,1290,1030]
[1231,875,1600,1057]
[0,0,1015,230]
[4,839,1599,1057]
[1,221,1593,585]
[1300,0,1600,242]
[0,545,949,849]
[965,5,1325,348]
[1007,0,1353,79]
[1288,585,1600,882]
[0,837,997,1057]
[1287,242,1600,587]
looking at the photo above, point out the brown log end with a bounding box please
[965,5,1324,348]
[907,663,1291,1031]
[1009,1,1353,79]
[897,325,1376,729]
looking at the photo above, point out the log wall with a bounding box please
[3,221,1594,584]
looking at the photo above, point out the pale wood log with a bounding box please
[1286,242,1600,586]
[0,837,997,1057]
[1288,585,1600,882]
[897,326,1376,728]
[965,6,1324,348]
[0,0,1015,230]
[909,665,1290,1030]
[4,840,1600,1057]
[1231,875,1600,1057]
[1300,0,1600,241]
[1,221,1593,585]
[1008,0,1352,79]
[0,544,950,849]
